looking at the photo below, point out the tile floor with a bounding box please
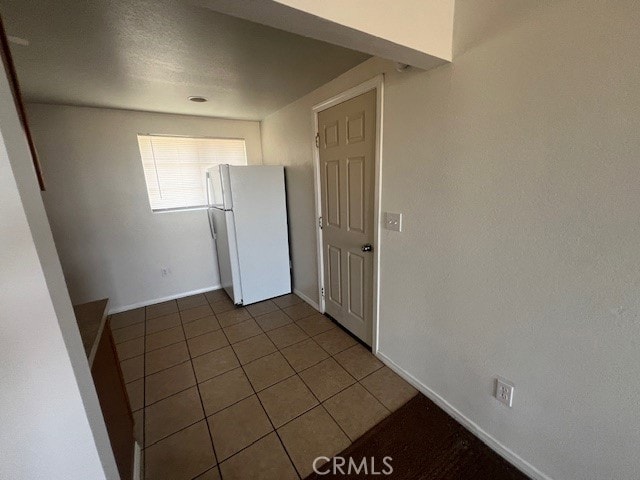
[110,290,418,480]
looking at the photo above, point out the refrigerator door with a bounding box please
[209,207,243,304]
[228,165,292,305]
[206,165,233,210]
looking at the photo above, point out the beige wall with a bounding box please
[273,0,454,60]
[27,104,262,312]
[0,62,116,479]
[261,57,392,302]
[261,1,640,479]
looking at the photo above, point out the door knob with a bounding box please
[361,244,373,252]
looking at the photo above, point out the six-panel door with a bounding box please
[318,89,376,345]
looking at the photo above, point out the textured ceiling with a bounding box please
[2,0,370,120]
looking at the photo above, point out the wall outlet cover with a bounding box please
[495,378,514,407]
[384,212,402,232]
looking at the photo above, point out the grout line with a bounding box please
[144,351,191,376]
[181,314,219,329]
[177,304,210,312]
[188,466,220,480]
[184,326,223,341]
[179,312,216,325]
[177,309,220,478]
[139,375,368,472]
[217,315,302,479]
[114,331,146,345]
[136,338,387,436]
[146,324,184,337]
[293,361,356,443]
[140,305,147,476]
[124,308,357,386]
[137,292,270,455]
[273,377,342,473]
[143,325,235,366]
[145,309,180,322]
[144,336,185,354]
[215,315,253,478]
[245,307,280,318]
[118,312,261,349]
[111,319,145,333]
[142,367,195,408]
[143,416,204,450]
[176,301,210,312]
[188,342,231,361]
[200,371,254,417]
[221,324,265,345]
[276,321,392,443]
[272,299,305,310]
[122,358,144,385]
[117,349,145,362]
[130,290,385,478]
[192,354,252,385]
[253,318,326,478]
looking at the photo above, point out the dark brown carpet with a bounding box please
[305,393,530,480]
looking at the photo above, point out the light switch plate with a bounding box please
[384,212,402,232]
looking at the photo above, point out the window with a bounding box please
[137,134,247,211]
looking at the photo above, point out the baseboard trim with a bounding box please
[108,285,222,314]
[293,288,321,311]
[375,351,552,480]
[133,442,142,480]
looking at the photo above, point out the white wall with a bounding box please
[27,104,263,312]
[0,60,116,479]
[260,1,640,479]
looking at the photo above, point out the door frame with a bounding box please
[311,74,384,353]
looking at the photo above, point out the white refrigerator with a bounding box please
[206,164,292,305]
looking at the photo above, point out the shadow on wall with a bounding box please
[453,0,546,57]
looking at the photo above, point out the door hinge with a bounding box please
[318,216,323,229]
[315,132,320,148]
[321,287,325,298]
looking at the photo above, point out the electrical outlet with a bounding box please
[495,378,514,407]
[384,212,402,232]
[161,267,171,277]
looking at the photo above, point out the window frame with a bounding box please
[136,133,248,213]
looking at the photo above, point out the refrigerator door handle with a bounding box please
[206,172,210,205]
[206,172,213,207]
[207,209,216,239]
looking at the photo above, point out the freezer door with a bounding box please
[206,170,216,208]
[206,165,233,209]
[209,207,242,304]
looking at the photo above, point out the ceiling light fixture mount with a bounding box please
[188,96,208,103]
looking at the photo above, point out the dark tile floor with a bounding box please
[110,290,417,480]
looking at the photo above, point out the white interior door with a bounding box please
[318,89,376,345]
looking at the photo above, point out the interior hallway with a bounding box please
[111,291,418,479]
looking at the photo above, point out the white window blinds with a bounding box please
[137,135,247,211]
